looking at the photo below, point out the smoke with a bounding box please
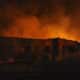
[0,0,80,42]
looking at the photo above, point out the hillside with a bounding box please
[0,37,80,73]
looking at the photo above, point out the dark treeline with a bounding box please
[0,37,80,72]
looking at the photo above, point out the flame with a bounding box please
[0,15,80,42]
[47,16,78,41]
[0,1,80,42]
[1,16,48,39]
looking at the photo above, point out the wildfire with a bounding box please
[47,16,78,41]
[1,16,47,39]
[0,0,80,42]
[0,15,79,42]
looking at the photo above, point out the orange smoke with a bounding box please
[1,15,79,42]
[0,1,80,42]
[1,16,48,39]
[47,16,77,41]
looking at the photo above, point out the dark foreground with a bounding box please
[0,37,80,78]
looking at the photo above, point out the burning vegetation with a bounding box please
[0,0,80,42]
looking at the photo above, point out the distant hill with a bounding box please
[0,37,80,72]
[0,37,80,63]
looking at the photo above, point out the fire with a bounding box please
[47,16,77,41]
[0,0,80,42]
[1,16,48,39]
[1,15,80,42]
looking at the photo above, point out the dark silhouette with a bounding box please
[0,37,80,72]
[52,39,59,63]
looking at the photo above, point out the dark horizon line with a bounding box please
[0,36,79,43]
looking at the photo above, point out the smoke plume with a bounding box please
[0,0,80,42]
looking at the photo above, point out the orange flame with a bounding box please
[47,16,78,41]
[0,2,80,42]
[1,15,80,42]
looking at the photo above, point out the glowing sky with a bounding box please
[0,0,80,41]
